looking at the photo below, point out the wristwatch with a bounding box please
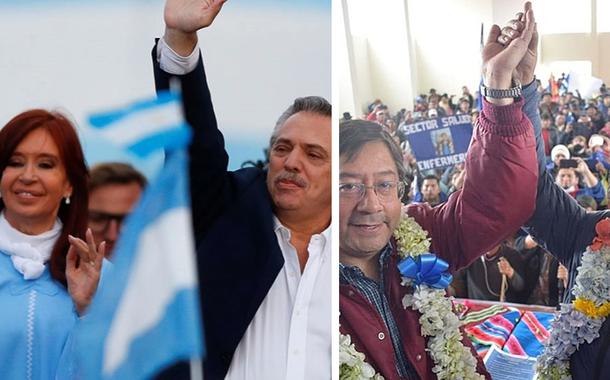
[480,79,522,99]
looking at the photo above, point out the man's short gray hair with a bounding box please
[269,96,331,148]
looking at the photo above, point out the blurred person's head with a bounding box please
[586,105,598,118]
[421,175,441,204]
[0,109,88,285]
[555,114,566,128]
[571,135,588,155]
[588,134,605,152]
[458,99,470,114]
[88,162,147,258]
[375,110,387,125]
[551,144,570,167]
[541,113,552,129]
[556,167,578,190]
[541,92,552,104]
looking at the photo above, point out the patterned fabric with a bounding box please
[459,304,509,326]
[503,311,553,357]
[459,302,556,360]
[340,245,419,379]
[464,310,521,358]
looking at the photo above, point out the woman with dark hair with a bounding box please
[0,109,104,379]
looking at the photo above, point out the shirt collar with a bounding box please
[273,215,331,251]
[339,243,393,282]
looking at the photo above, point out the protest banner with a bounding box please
[399,114,473,171]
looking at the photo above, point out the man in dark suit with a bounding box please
[153,1,331,379]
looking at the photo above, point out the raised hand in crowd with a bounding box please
[481,1,535,105]
[164,0,227,55]
[574,157,600,187]
[496,2,538,86]
[67,229,105,315]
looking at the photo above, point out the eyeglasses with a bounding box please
[339,181,405,202]
[88,211,128,233]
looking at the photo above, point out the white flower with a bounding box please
[339,332,385,380]
[536,243,610,378]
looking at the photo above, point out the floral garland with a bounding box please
[536,218,610,380]
[394,216,484,380]
[339,332,384,380]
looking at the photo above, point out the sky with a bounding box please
[0,0,330,177]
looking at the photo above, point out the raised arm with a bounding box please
[499,4,610,265]
[406,5,538,271]
[153,0,229,239]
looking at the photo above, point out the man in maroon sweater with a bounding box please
[339,5,538,380]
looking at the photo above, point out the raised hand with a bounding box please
[481,2,535,103]
[165,0,227,33]
[497,2,538,85]
[66,228,105,315]
[163,0,228,56]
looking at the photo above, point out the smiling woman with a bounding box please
[0,109,105,379]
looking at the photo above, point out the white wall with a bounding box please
[409,0,492,99]
[340,0,610,115]
[340,0,416,114]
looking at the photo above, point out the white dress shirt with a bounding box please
[225,217,331,380]
[156,41,331,379]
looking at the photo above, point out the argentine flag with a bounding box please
[76,92,203,380]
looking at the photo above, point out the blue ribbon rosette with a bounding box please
[397,253,452,289]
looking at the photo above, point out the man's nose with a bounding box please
[284,150,303,172]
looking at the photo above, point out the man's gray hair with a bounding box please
[269,96,331,148]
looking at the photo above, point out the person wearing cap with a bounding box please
[548,144,570,178]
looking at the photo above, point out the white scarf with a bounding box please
[0,211,62,280]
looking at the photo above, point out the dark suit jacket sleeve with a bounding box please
[151,40,230,241]
[520,79,610,267]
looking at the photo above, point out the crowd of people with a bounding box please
[345,70,610,310]
[340,3,610,378]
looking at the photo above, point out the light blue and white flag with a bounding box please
[76,91,203,380]
[88,91,192,158]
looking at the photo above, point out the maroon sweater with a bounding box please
[340,99,538,380]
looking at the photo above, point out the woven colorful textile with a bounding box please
[464,310,522,358]
[503,311,553,357]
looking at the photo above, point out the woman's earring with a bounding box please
[65,196,71,205]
